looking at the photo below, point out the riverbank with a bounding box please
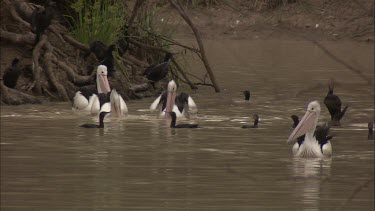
[1,0,373,105]
[157,0,374,42]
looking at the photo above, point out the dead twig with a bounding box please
[168,0,220,92]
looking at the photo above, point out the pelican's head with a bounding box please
[97,65,108,76]
[287,101,320,143]
[167,80,177,93]
[307,100,321,114]
[96,65,111,94]
[165,80,177,117]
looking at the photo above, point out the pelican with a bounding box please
[150,80,197,118]
[287,101,332,158]
[100,89,128,118]
[72,65,111,115]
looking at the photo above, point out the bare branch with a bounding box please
[168,0,220,92]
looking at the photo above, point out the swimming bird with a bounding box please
[99,89,128,118]
[72,65,111,115]
[287,101,332,158]
[31,0,55,44]
[290,115,305,146]
[143,52,173,84]
[243,90,250,101]
[242,114,259,128]
[323,79,348,126]
[3,58,22,89]
[150,80,198,118]
[80,111,110,128]
[368,122,374,140]
[168,112,198,128]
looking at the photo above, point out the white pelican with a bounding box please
[287,101,332,158]
[100,89,128,118]
[72,65,111,115]
[150,80,197,118]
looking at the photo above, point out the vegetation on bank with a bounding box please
[0,0,212,105]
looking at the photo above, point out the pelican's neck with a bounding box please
[305,119,318,143]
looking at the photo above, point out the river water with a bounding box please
[1,40,374,210]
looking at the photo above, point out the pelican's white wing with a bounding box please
[72,91,88,111]
[119,95,128,115]
[150,95,162,111]
[187,96,198,113]
[89,94,100,115]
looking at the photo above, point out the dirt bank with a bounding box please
[158,0,374,42]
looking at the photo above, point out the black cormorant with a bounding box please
[3,58,22,89]
[80,111,110,128]
[323,79,348,126]
[169,112,198,128]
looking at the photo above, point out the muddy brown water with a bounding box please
[1,40,374,210]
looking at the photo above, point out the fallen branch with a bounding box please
[128,38,170,53]
[168,0,220,92]
[171,57,197,90]
[123,54,148,67]
[138,27,202,56]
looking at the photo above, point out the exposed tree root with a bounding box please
[51,58,92,84]
[0,30,35,45]
[0,0,217,105]
[1,82,42,105]
[44,42,70,101]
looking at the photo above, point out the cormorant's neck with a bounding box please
[292,121,299,128]
[245,95,250,101]
[99,117,105,128]
[328,89,333,94]
[253,119,258,127]
[170,116,177,128]
[164,54,172,63]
